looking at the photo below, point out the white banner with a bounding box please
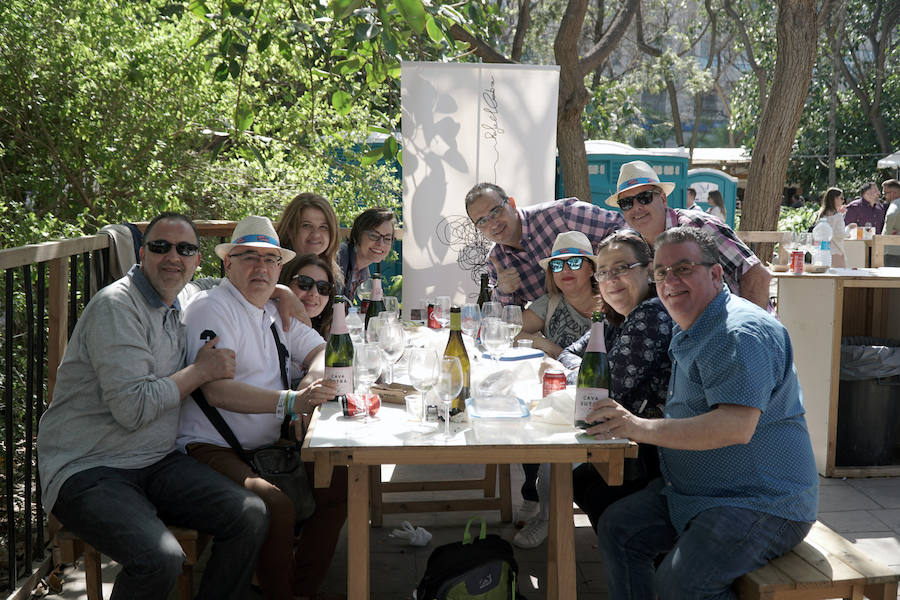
[400,62,560,317]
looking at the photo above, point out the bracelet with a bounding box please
[275,390,287,420]
[285,390,296,416]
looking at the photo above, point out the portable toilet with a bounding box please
[556,140,691,211]
[686,167,738,228]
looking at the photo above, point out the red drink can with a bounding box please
[339,393,380,417]
[542,369,567,397]
[790,250,804,274]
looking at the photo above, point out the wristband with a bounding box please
[275,390,287,420]
[285,390,296,416]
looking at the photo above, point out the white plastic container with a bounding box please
[812,219,833,268]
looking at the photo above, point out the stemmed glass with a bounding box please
[383,296,400,321]
[378,319,405,385]
[502,305,523,346]
[408,348,440,423]
[353,343,382,420]
[434,296,451,329]
[461,303,482,356]
[482,301,502,322]
[366,315,385,344]
[436,356,463,437]
[481,318,509,365]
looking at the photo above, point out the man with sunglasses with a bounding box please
[589,227,818,600]
[37,212,269,600]
[606,160,771,309]
[464,182,624,307]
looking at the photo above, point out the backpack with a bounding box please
[415,516,525,600]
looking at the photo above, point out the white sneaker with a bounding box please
[514,499,540,526]
[513,517,548,549]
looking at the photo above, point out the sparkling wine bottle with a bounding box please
[325,296,355,400]
[574,312,610,428]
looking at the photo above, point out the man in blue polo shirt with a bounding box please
[587,227,818,599]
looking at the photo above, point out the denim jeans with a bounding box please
[53,451,269,600]
[596,478,812,600]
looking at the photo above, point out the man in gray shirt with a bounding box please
[37,212,268,600]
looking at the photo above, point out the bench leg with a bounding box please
[178,564,194,600]
[83,545,103,600]
[864,582,898,600]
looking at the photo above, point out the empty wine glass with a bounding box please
[436,356,463,437]
[481,318,509,365]
[434,296,451,329]
[383,295,400,321]
[378,319,405,385]
[353,343,382,421]
[481,301,502,322]
[366,314,385,344]
[461,303,482,340]
[408,347,440,423]
[503,305,523,346]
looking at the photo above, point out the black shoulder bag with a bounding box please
[192,323,316,522]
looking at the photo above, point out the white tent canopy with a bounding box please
[877,151,900,169]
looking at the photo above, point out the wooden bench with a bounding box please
[55,523,209,600]
[736,520,900,599]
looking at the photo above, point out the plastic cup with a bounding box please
[517,339,533,348]
[405,394,423,422]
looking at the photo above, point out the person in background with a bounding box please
[276,193,342,287]
[337,207,395,302]
[606,160,771,309]
[844,181,886,234]
[706,189,727,222]
[817,187,847,268]
[279,253,336,340]
[37,212,269,600]
[592,227,818,600]
[464,182,624,308]
[516,231,599,359]
[541,230,673,530]
[685,187,701,211]
[882,179,900,266]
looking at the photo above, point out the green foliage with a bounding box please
[778,204,819,233]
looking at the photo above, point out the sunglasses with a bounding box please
[548,256,586,273]
[145,240,199,257]
[618,190,658,212]
[292,274,333,296]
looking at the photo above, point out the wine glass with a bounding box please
[383,295,400,321]
[408,347,440,423]
[347,307,365,345]
[461,303,482,342]
[353,343,382,420]
[482,301,502,322]
[436,356,463,437]
[481,318,509,366]
[378,319,405,385]
[366,315,385,344]
[434,296,451,329]
[503,305,523,346]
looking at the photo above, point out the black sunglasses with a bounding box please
[618,190,658,212]
[146,240,199,257]
[292,274,333,296]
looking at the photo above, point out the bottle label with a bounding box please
[574,386,609,428]
[325,366,354,396]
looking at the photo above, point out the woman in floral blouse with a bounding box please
[551,230,673,528]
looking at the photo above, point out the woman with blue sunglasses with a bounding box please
[517,231,600,360]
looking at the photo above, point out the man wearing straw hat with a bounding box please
[465,182,625,307]
[176,215,343,600]
[606,160,771,308]
[37,212,269,600]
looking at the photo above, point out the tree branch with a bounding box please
[448,24,514,63]
[510,0,532,62]
[579,0,640,76]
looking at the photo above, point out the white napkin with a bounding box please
[529,389,575,425]
[390,520,433,546]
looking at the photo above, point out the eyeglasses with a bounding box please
[548,256,586,273]
[365,230,394,245]
[145,240,199,257]
[597,262,645,281]
[291,274,332,296]
[229,251,283,267]
[618,190,658,212]
[472,198,509,229]
[652,260,715,282]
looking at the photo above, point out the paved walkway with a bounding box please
[44,465,900,600]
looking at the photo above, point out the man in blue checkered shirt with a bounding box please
[464,182,625,307]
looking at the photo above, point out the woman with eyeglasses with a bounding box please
[541,230,673,529]
[279,253,336,340]
[516,231,600,359]
[276,193,342,287]
[336,207,395,302]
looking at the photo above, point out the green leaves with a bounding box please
[332,89,352,115]
[393,0,426,34]
[334,0,365,20]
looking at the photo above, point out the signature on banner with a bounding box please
[481,75,505,183]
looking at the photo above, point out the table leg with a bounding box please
[546,463,576,600]
[347,464,370,600]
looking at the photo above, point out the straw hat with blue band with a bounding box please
[605,160,677,208]
[215,215,296,262]
[538,231,600,271]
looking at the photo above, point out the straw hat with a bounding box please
[538,231,600,271]
[605,160,676,208]
[215,215,296,262]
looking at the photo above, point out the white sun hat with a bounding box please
[215,215,296,262]
[605,160,677,208]
[537,231,600,271]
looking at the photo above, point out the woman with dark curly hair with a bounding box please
[336,207,395,301]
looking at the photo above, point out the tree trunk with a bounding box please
[666,75,684,147]
[741,0,818,248]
